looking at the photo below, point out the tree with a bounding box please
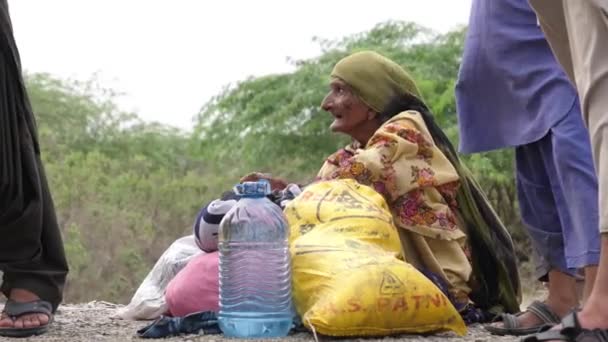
[27,74,209,302]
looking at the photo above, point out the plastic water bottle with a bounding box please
[218,180,293,338]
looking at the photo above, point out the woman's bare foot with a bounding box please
[0,289,50,330]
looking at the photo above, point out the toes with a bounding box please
[20,315,32,329]
[0,313,49,329]
[0,314,14,328]
[37,313,49,325]
[12,315,24,329]
[21,314,48,328]
[22,314,37,329]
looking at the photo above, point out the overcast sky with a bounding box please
[9,0,472,130]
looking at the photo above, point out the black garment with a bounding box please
[0,0,68,312]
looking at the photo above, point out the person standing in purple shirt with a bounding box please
[455,0,600,336]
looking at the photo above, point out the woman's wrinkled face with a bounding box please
[321,78,372,135]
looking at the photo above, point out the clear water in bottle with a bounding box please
[218,180,293,338]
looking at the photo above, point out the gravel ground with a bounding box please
[7,301,526,342]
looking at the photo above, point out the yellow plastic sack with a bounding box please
[284,179,467,337]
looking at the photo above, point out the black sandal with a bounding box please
[522,311,608,342]
[485,300,561,336]
[0,299,54,337]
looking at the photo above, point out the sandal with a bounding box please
[522,311,608,342]
[485,300,561,336]
[0,299,54,337]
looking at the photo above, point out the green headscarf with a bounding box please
[331,50,421,113]
[332,51,522,315]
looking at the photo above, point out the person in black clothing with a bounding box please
[0,0,69,337]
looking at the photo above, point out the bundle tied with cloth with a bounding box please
[286,51,521,337]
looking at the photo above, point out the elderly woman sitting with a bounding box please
[244,51,520,317]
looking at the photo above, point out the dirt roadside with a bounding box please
[5,301,527,342]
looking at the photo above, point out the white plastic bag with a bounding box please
[117,235,202,320]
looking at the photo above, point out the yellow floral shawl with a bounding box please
[317,111,466,242]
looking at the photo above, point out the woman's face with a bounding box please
[321,78,373,135]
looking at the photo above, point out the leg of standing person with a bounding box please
[0,0,69,337]
[548,100,600,303]
[489,104,600,334]
[514,135,578,327]
[525,0,608,338]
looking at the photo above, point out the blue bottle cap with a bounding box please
[233,179,271,198]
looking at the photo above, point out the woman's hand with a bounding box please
[240,172,288,192]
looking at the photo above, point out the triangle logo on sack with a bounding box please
[380,270,405,295]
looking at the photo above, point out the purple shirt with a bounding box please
[455,0,578,153]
